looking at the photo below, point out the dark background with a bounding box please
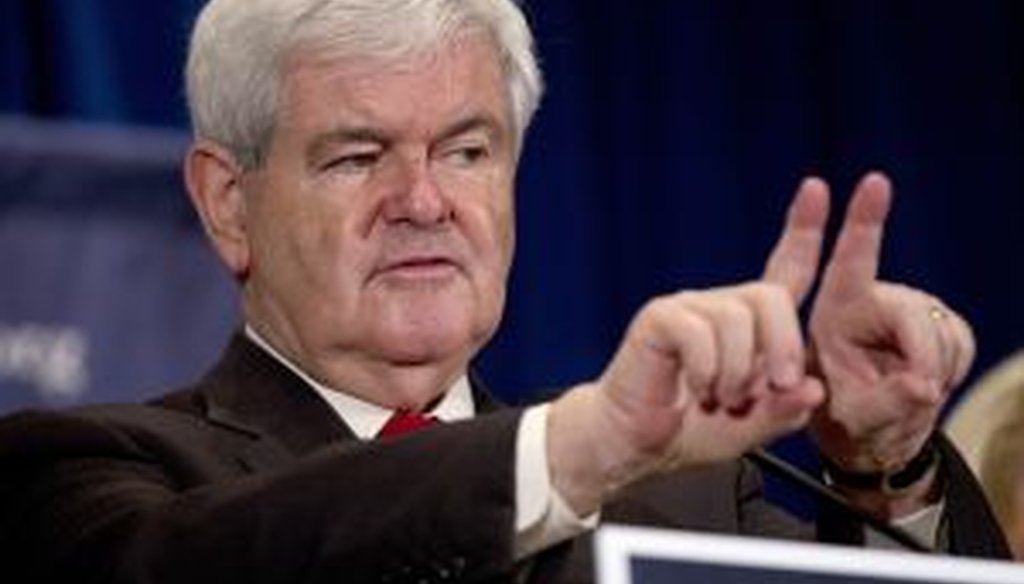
[1,2,1022,500]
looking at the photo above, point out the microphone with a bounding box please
[744,448,932,553]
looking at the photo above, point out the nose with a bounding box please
[382,154,453,226]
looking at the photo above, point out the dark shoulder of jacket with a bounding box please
[0,387,245,481]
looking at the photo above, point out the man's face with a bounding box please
[238,35,516,406]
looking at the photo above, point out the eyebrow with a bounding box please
[436,112,506,144]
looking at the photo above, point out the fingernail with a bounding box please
[726,398,754,418]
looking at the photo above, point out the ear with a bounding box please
[184,140,251,279]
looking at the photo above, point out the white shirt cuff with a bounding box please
[514,404,599,559]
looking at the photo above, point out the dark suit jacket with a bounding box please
[0,334,1009,583]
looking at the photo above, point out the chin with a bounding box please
[373,302,494,360]
[375,325,476,366]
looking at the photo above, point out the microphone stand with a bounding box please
[744,448,932,553]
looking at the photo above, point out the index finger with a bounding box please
[818,171,893,300]
[762,176,830,304]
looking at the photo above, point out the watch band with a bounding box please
[822,438,939,494]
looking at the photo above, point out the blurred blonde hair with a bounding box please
[946,350,1024,549]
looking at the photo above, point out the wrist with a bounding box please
[822,437,944,517]
[547,384,665,516]
[547,385,627,516]
[822,438,939,494]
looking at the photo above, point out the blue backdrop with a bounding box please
[1,2,1022,438]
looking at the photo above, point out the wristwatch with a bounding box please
[822,438,939,495]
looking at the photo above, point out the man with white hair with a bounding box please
[0,0,1008,582]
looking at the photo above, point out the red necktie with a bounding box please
[377,409,438,438]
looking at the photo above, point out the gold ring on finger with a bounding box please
[928,305,948,321]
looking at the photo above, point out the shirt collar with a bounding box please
[244,325,474,440]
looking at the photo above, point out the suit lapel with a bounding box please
[198,333,356,461]
[468,368,505,414]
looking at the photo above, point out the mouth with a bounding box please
[373,255,461,282]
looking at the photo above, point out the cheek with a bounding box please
[496,206,515,276]
[260,190,365,290]
[465,187,514,276]
[308,209,372,289]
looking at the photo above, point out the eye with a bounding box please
[321,151,381,174]
[444,144,490,168]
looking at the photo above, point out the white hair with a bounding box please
[186,0,543,169]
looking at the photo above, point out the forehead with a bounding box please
[278,34,511,135]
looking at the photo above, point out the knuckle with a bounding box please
[748,280,788,303]
[715,298,751,329]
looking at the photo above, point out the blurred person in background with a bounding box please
[947,350,1024,558]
